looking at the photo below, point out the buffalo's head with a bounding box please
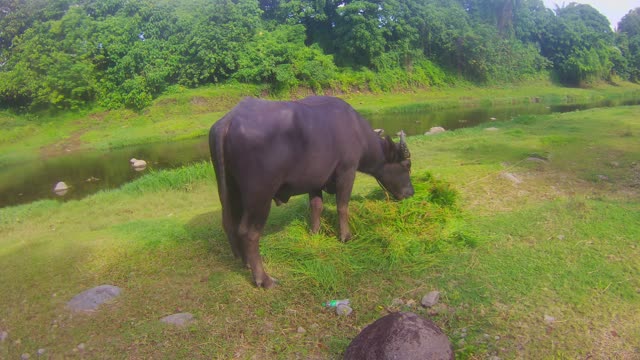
[376,131,414,200]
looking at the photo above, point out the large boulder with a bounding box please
[344,312,454,360]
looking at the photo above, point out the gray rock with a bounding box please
[421,291,441,307]
[21,354,30,360]
[344,312,454,360]
[0,330,7,342]
[77,343,86,351]
[67,285,122,312]
[544,315,556,324]
[160,312,194,327]
[297,326,306,334]
[37,348,46,356]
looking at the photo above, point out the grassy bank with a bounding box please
[1,104,639,358]
[2,81,640,167]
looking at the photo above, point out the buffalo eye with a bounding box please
[401,160,411,171]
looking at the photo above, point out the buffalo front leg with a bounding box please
[237,201,275,288]
[309,190,323,234]
[335,170,356,242]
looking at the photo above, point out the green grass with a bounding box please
[1,95,640,358]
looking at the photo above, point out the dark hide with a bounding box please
[209,96,414,288]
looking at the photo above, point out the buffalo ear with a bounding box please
[383,136,396,162]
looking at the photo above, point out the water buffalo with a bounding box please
[209,96,414,288]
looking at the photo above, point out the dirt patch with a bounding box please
[189,96,239,113]
[39,128,88,158]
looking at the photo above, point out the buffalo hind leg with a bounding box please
[335,169,356,242]
[238,200,275,288]
[309,190,323,234]
[222,179,246,264]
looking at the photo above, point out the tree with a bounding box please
[618,8,640,81]
[540,3,616,85]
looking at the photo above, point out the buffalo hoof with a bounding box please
[256,275,277,289]
[340,232,352,243]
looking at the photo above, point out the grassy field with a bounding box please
[1,98,639,358]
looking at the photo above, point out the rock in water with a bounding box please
[53,181,69,196]
[425,127,446,135]
[344,312,454,360]
[66,285,122,312]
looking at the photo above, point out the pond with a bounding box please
[2,97,639,208]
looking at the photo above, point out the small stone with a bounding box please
[501,172,522,184]
[484,127,499,131]
[494,335,501,341]
[544,315,556,324]
[556,235,565,240]
[37,349,46,356]
[336,304,353,316]
[160,312,195,327]
[132,159,147,168]
[421,291,440,307]
[21,354,30,360]
[53,181,69,196]
[0,331,7,342]
[297,326,306,334]
[526,157,548,163]
[391,298,405,307]
[490,117,497,121]
[53,181,68,191]
[77,343,86,351]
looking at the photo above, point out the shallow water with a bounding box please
[2,98,639,208]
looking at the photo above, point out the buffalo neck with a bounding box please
[358,134,388,177]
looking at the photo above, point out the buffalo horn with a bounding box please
[399,130,410,159]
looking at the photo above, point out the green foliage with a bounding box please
[539,3,616,85]
[0,0,636,112]
[618,8,640,82]
[235,24,336,92]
